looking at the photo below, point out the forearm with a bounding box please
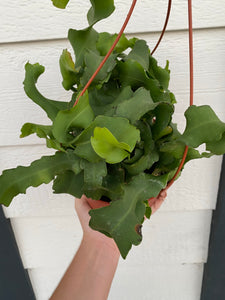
[50,235,120,300]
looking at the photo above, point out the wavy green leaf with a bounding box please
[23,63,68,121]
[81,51,117,87]
[180,105,225,148]
[206,132,225,155]
[89,173,168,259]
[20,123,65,152]
[160,140,212,163]
[117,60,171,103]
[52,0,115,26]
[123,121,158,175]
[149,56,170,90]
[81,160,107,199]
[74,116,140,162]
[89,85,133,117]
[0,151,81,206]
[59,49,80,90]
[68,27,99,68]
[101,165,125,200]
[151,103,174,140]
[53,170,84,198]
[91,127,131,163]
[87,0,115,26]
[97,33,135,56]
[117,59,149,89]
[52,91,94,145]
[126,40,149,70]
[20,123,52,139]
[51,0,69,8]
[115,87,157,124]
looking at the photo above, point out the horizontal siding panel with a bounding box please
[0,145,222,217]
[0,28,224,146]
[29,263,204,300]
[10,210,212,268]
[1,0,225,43]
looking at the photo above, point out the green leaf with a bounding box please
[87,0,115,26]
[20,123,65,152]
[117,60,171,103]
[126,40,149,70]
[52,91,95,145]
[91,127,131,163]
[80,160,107,199]
[89,84,133,117]
[81,51,117,87]
[144,201,152,219]
[180,105,225,148]
[68,27,99,68]
[53,170,84,198]
[52,0,115,23]
[149,56,170,90]
[59,49,80,90]
[0,151,81,206]
[153,152,180,175]
[74,116,140,162]
[46,139,66,152]
[124,151,159,176]
[123,121,159,175]
[151,103,174,140]
[101,165,125,200]
[23,63,68,121]
[20,123,52,139]
[89,173,168,259]
[206,132,225,155]
[115,87,157,124]
[97,33,135,56]
[51,0,69,8]
[159,140,212,163]
[117,59,149,89]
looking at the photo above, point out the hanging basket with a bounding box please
[1,0,225,259]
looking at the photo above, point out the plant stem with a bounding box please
[166,0,194,189]
[151,0,172,55]
[73,0,138,107]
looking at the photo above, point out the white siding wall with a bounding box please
[1,1,225,299]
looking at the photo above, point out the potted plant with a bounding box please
[1,0,225,259]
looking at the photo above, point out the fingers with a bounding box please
[151,196,164,214]
[75,195,91,213]
[158,189,167,200]
[148,189,167,215]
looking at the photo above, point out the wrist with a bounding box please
[82,233,120,259]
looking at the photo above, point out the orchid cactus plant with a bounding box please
[1,0,225,258]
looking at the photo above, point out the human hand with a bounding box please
[75,195,119,253]
[75,190,167,251]
[148,189,167,215]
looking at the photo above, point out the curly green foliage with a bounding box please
[89,173,168,258]
[52,0,115,26]
[0,151,81,206]
[1,5,225,258]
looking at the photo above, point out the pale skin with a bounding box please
[50,190,167,300]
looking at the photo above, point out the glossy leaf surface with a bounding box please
[74,116,140,162]
[91,127,131,163]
